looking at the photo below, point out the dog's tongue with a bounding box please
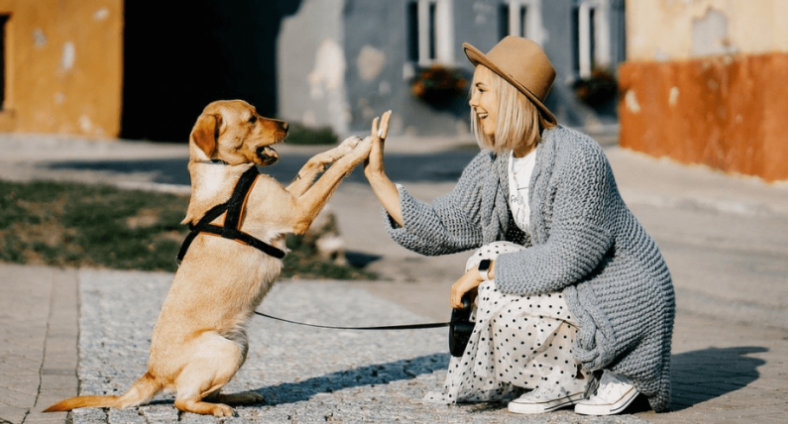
[258,146,279,166]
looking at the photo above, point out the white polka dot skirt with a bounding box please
[425,241,583,404]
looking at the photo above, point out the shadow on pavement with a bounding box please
[667,346,766,411]
[43,150,479,186]
[253,353,449,406]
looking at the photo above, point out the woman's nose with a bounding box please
[469,94,478,107]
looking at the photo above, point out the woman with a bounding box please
[363,36,674,415]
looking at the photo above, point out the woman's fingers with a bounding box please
[371,116,380,139]
[451,269,483,309]
[450,283,462,309]
[365,113,389,175]
[378,110,392,139]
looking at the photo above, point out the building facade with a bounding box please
[619,0,788,182]
[0,0,123,137]
[277,0,627,137]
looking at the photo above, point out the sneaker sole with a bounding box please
[508,392,586,414]
[574,387,638,416]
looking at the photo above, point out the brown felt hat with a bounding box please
[463,36,557,126]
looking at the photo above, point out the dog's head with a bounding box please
[189,100,288,166]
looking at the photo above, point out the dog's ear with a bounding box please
[190,113,222,158]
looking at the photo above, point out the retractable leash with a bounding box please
[252,311,449,331]
[177,166,474,355]
[254,296,475,358]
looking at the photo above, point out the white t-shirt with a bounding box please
[508,149,537,232]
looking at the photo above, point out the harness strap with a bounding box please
[177,166,286,263]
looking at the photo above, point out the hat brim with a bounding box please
[463,42,557,127]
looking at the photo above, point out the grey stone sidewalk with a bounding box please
[1,132,787,423]
[0,265,78,424]
[67,269,652,424]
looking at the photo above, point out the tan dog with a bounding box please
[45,100,391,416]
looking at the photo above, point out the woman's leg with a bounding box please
[426,242,585,405]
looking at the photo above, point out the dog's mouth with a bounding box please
[256,146,280,166]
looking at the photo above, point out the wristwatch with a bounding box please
[478,259,492,281]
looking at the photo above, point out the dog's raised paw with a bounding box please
[338,135,362,151]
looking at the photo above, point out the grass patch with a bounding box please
[0,179,374,279]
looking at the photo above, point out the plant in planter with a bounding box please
[410,65,468,106]
[573,68,618,108]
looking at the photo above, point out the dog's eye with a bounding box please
[248,115,257,124]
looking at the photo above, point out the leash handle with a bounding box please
[253,311,449,330]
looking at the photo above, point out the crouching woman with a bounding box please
[363,36,675,415]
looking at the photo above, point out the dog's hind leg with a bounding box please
[173,334,246,416]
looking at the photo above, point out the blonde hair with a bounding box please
[470,65,556,154]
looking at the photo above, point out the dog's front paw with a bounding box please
[337,135,363,153]
[346,136,374,162]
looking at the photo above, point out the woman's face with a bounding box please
[469,66,498,139]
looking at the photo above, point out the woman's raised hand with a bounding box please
[362,111,403,226]
[364,110,392,178]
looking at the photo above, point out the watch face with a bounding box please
[478,259,491,271]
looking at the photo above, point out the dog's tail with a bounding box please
[43,372,161,412]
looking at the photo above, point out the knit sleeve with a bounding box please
[494,146,614,295]
[382,152,489,256]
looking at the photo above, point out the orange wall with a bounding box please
[618,53,788,182]
[0,0,123,137]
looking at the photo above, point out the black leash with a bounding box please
[253,310,449,330]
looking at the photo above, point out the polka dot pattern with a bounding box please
[425,242,582,404]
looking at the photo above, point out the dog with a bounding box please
[45,100,391,416]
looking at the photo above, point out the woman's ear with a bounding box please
[190,113,222,158]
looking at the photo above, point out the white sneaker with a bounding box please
[508,378,587,414]
[574,370,639,415]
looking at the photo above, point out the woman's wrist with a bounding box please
[477,260,495,281]
[364,168,387,181]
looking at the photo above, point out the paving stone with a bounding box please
[70,269,650,424]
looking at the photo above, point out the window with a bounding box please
[406,0,454,67]
[502,1,543,45]
[574,0,611,79]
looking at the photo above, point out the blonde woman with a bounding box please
[363,36,674,416]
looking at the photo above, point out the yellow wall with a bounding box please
[0,0,123,137]
[627,0,788,62]
[621,0,788,181]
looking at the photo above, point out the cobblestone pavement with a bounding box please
[69,269,649,424]
[2,133,788,423]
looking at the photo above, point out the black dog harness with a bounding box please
[177,166,286,263]
[176,165,454,335]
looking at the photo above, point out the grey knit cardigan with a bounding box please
[384,125,675,411]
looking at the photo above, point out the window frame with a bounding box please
[575,0,611,79]
[410,0,455,67]
[506,0,544,46]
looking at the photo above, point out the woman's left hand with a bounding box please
[450,269,484,309]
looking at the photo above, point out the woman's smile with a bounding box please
[469,66,499,138]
